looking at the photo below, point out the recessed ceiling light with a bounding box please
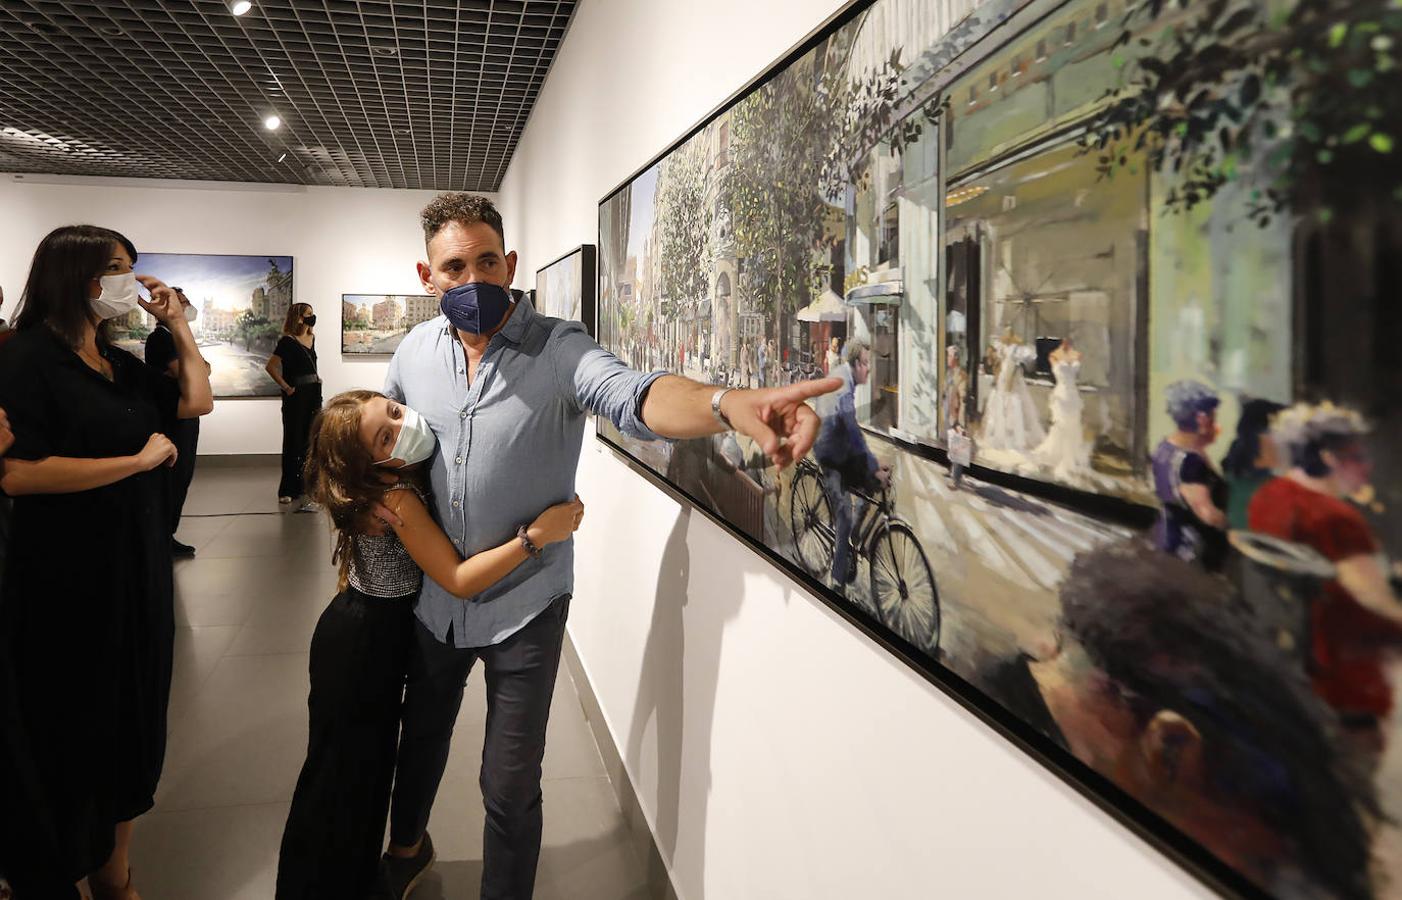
[372,45,398,57]
[230,1,253,15]
[394,127,411,136]
[98,23,124,37]
[263,114,282,130]
[277,151,288,163]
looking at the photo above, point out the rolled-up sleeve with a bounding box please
[549,322,667,442]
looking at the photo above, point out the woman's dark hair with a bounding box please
[304,390,428,590]
[282,302,313,337]
[1222,397,1287,478]
[14,225,138,347]
[1059,540,1377,900]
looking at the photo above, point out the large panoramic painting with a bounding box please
[114,252,294,398]
[598,0,1402,896]
[341,293,439,355]
[535,244,597,337]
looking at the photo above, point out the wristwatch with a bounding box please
[517,525,543,559]
[711,388,734,430]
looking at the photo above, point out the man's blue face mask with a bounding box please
[440,281,515,335]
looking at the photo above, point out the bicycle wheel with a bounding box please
[869,522,940,654]
[789,466,834,578]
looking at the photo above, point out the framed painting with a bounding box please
[534,244,597,338]
[341,293,439,355]
[113,252,294,398]
[597,0,1402,897]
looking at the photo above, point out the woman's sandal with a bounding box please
[89,868,141,900]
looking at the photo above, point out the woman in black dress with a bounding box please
[265,302,322,506]
[0,225,214,898]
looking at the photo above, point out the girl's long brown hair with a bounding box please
[304,389,427,589]
[283,301,313,337]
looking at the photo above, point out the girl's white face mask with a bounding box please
[92,272,142,320]
[375,404,437,467]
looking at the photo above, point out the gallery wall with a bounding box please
[497,1,1215,898]
[0,175,462,455]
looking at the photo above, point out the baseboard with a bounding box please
[196,453,280,467]
[561,632,681,900]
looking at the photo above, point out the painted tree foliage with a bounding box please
[1087,0,1402,226]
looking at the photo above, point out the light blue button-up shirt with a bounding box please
[385,295,666,648]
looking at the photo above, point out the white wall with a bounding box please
[0,175,468,455]
[497,1,1210,898]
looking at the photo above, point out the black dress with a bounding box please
[274,334,321,499]
[0,328,180,895]
[145,324,201,533]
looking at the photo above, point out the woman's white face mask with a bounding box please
[375,403,437,466]
[92,272,142,320]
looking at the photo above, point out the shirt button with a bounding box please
[452,499,461,508]
[460,410,467,419]
[455,456,463,464]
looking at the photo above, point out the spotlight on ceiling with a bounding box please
[230,1,253,16]
[263,114,282,131]
[372,45,398,57]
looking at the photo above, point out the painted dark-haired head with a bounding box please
[1059,541,1376,900]
[15,225,139,347]
[1222,397,1287,478]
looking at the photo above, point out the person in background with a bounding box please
[265,302,322,508]
[1221,397,1286,531]
[812,338,891,587]
[1151,379,1228,569]
[1248,403,1402,753]
[825,335,841,375]
[145,287,210,557]
[276,390,584,899]
[0,224,213,899]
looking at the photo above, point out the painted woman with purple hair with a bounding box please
[1151,380,1229,569]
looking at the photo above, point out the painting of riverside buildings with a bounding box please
[112,252,294,397]
[599,0,1402,895]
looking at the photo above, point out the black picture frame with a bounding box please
[534,244,598,338]
[586,0,1356,896]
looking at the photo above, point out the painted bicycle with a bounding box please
[788,457,941,655]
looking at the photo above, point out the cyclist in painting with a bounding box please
[813,338,890,587]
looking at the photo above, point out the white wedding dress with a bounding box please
[980,339,1045,452]
[1034,356,1091,476]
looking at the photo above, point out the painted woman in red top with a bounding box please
[1248,403,1402,753]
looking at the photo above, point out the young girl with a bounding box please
[276,389,584,899]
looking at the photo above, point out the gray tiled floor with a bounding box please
[130,463,652,899]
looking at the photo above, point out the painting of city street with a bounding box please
[341,293,439,355]
[598,0,1402,896]
[113,252,294,398]
[535,244,597,337]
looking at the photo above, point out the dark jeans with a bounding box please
[277,588,415,899]
[167,417,200,534]
[822,469,855,584]
[389,596,570,900]
[279,383,322,499]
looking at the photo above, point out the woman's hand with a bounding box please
[283,384,296,396]
[528,495,585,546]
[136,433,178,471]
[135,275,186,327]
[0,406,13,457]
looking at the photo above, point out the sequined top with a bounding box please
[346,484,425,599]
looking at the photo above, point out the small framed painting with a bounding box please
[341,293,438,355]
[534,244,597,338]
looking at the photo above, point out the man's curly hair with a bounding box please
[420,192,505,246]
